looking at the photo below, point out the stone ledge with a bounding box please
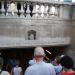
[10,0,72,5]
[0,17,71,23]
[0,36,71,48]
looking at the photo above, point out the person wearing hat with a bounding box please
[24,47,56,75]
[12,60,23,75]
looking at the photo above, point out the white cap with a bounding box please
[34,47,45,56]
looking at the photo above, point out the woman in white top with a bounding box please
[12,60,23,75]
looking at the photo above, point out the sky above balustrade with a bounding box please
[72,0,75,2]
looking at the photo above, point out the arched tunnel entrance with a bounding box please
[0,46,67,73]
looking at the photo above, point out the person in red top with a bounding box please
[60,56,75,75]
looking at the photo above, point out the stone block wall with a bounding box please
[64,5,75,68]
[0,15,71,47]
[0,0,73,59]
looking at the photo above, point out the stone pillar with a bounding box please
[55,6,59,16]
[45,5,49,17]
[10,2,16,16]
[26,3,30,14]
[50,5,56,16]
[35,4,40,17]
[40,4,45,17]
[65,48,75,68]
[2,1,5,15]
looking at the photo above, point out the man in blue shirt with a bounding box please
[24,47,56,75]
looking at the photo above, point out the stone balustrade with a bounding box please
[0,0,72,47]
[0,1,66,17]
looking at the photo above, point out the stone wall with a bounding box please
[0,15,71,47]
[64,5,75,68]
[0,0,72,59]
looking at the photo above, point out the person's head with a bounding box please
[54,56,61,65]
[6,64,12,73]
[16,60,20,66]
[0,57,3,69]
[34,47,45,62]
[60,56,73,69]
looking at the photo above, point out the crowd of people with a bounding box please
[0,47,75,75]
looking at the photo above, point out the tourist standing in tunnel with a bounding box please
[24,47,56,75]
[12,60,23,75]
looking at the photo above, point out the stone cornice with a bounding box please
[0,36,70,48]
[0,16,72,21]
[0,17,71,26]
[0,0,72,5]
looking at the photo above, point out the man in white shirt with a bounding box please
[24,47,56,75]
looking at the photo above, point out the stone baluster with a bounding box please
[2,1,5,15]
[26,3,30,14]
[35,4,40,17]
[55,6,58,16]
[49,5,56,16]
[40,4,45,17]
[23,2,28,17]
[10,2,16,16]
[45,5,49,16]
[59,5,63,18]
[51,6,55,14]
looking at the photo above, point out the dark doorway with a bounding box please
[0,47,34,73]
[0,46,67,73]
